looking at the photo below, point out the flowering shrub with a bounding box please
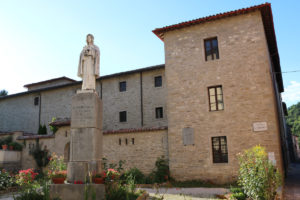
[106,168,120,181]
[15,168,42,199]
[16,169,38,186]
[0,169,14,190]
[238,146,281,200]
[48,153,66,179]
[50,170,67,178]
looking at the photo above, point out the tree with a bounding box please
[286,101,300,137]
[0,90,8,97]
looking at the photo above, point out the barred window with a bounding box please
[212,136,228,163]
[208,86,224,111]
[204,37,219,61]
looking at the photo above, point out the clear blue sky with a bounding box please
[0,0,299,107]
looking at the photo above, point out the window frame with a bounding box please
[34,97,39,106]
[204,37,219,61]
[119,111,127,122]
[154,76,162,87]
[211,136,228,163]
[208,85,224,111]
[119,81,126,92]
[155,107,164,119]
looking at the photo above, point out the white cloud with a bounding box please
[282,81,300,107]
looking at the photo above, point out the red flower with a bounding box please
[74,180,84,184]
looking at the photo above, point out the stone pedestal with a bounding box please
[67,92,103,183]
[50,91,104,200]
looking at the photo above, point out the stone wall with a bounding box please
[0,94,40,133]
[103,129,168,174]
[2,128,168,175]
[0,67,167,133]
[163,11,284,183]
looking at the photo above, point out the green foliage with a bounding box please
[49,117,58,134]
[0,90,8,97]
[238,146,281,200]
[148,156,170,184]
[102,158,125,173]
[121,167,145,184]
[229,187,247,200]
[9,142,23,151]
[0,169,15,190]
[286,102,300,137]
[31,141,50,169]
[0,136,13,148]
[105,182,142,200]
[38,124,47,135]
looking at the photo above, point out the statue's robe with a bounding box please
[77,44,100,90]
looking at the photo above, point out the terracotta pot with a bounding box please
[52,177,66,184]
[93,177,104,184]
[2,145,8,150]
[9,146,13,150]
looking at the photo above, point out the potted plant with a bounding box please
[47,153,67,184]
[2,144,8,150]
[8,142,14,150]
[92,171,106,184]
[51,170,67,184]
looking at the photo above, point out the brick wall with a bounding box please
[163,11,284,183]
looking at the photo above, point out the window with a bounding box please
[155,107,163,119]
[204,37,219,61]
[132,138,135,145]
[208,86,224,111]
[119,111,127,122]
[154,76,162,87]
[119,81,126,92]
[119,138,122,145]
[125,138,128,145]
[34,97,39,106]
[212,136,228,163]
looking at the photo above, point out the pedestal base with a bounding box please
[49,184,105,200]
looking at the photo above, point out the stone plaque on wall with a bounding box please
[182,127,194,146]
[253,122,268,132]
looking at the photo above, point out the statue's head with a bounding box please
[86,34,94,45]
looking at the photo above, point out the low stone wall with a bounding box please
[0,150,21,171]
[2,128,168,176]
[103,129,168,174]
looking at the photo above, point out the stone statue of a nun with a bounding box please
[77,34,100,91]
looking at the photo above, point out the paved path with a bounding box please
[284,163,300,200]
[139,187,229,199]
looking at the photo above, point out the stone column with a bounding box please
[67,91,103,183]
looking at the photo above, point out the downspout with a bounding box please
[38,93,42,130]
[140,72,143,127]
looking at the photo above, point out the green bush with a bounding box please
[49,117,58,134]
[0,169,14,190]
[230,187,246,200]
[38,124,47,135]
[121,167,145,184]
[9,142,23,151]
[0,136,13,148]
[238,146,281,200]
[152,156,170,183]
